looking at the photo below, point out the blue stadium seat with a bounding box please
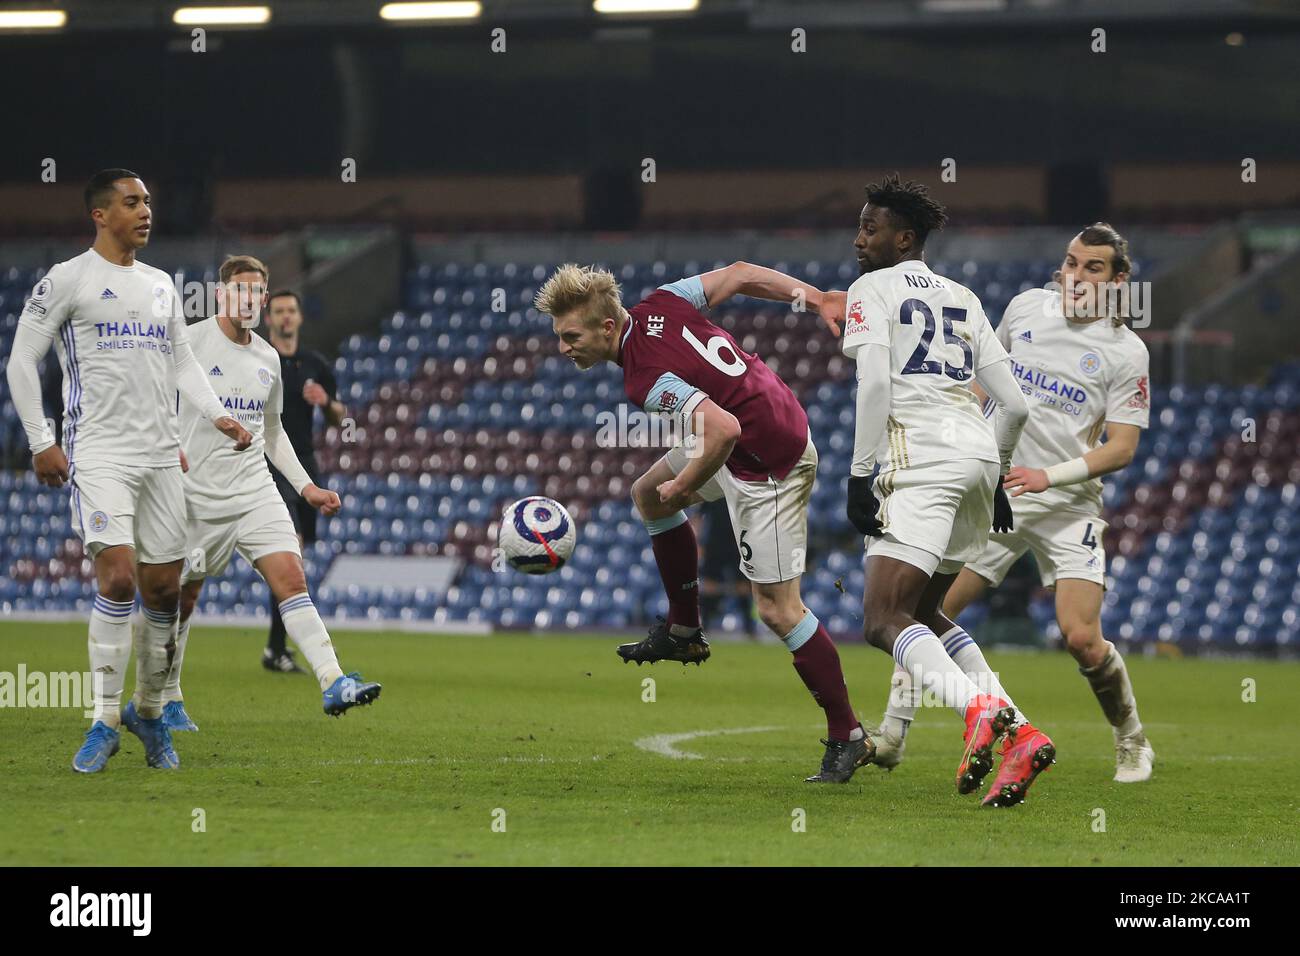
[6,255,1294,645]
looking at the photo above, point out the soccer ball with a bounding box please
[498,496,577,575]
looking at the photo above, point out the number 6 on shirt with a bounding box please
[682,326,747,377]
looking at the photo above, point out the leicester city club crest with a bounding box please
[257,367,273,387]
[89,511,109,533]
[151,282,172,317]
[1079,352,1102,375]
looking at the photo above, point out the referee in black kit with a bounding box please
[262,290,346,673]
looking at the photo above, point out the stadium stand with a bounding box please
[2,257,1296,651]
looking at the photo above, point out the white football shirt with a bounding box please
[179,317,285,519]
[842,260,1010,473]
[996,288,1151,515]
[18,248,193,468]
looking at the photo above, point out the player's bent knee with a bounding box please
[143,583,180,611]
[757,607,798,638]
[95,552,136,602]
[98,571,136,603]
[1062,624,1102,658]
[752,588,802,637]
[630,475,665,519]
[269,572,308,603]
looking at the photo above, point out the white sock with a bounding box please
[1080,641,1142,738]
[883,665,916,738]
[939,626,1026,725]
[163,616,191,705]
[278,593,344,690]
[133,604,177,719]
[88,596,133,728]
[892,624,982,720]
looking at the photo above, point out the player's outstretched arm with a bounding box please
[851,344,891,476]
[166,299,252,450]
[264,409,338,513]
[697,261,842,336]
[211,416,252,450]
[655,398,740,512]
[1004,422,1141,497]
[846,344,890,535]
[973,358,1027,531]
[6,323,68,486]
[974,358,1029,475]
[301,484,342,515]
[172,338,252,450]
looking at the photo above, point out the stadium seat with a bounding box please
[4,256,1296,647]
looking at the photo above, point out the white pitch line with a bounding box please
[633,725,787,760]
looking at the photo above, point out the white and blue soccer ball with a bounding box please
[498,496,577,575]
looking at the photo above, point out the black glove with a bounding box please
[992,480,1014,534]
[847,475,883,537]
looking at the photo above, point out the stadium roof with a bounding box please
[0,0,1293,34]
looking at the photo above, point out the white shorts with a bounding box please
[181,498,302,584]
[968,504,1107,588]
[665,435,818,584]
[69,461,187,564]
[868,459,1000,577]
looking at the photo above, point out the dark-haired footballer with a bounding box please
[4,169,252,772]
[534,261,876,783]
[842,174,1055,807]
[869,223,1155,784]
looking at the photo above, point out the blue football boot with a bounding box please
[121,700,180,769]
[72,721,121,774]
[162,700,199,732]
[322,672,382,717]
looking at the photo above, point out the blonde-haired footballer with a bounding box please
[158,255,381,736]
[869,224,1155,783]
[534,260,878,783]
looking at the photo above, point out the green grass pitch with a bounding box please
[1,621,1296,866]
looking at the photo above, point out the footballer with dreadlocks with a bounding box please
[867,222,1155,786]
[842,174,1057,807]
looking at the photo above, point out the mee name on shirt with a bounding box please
[619,277,810,483]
